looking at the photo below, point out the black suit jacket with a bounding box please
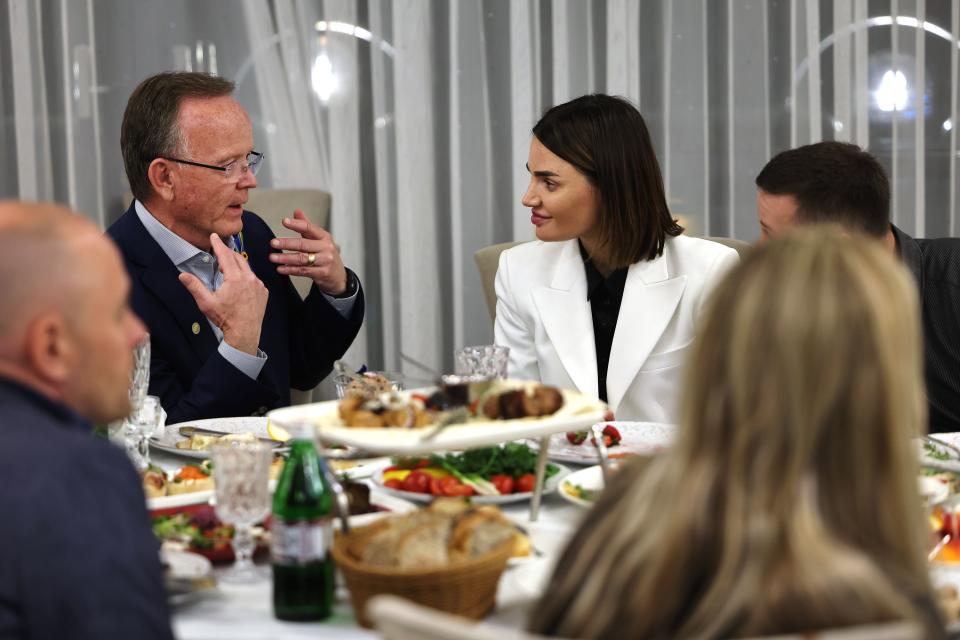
[107,203,364,423]
[894,225,960,433]
[0,378,173,639]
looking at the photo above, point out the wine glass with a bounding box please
[123,395,163,470]
[210,441,273,583]
[455,344,510,379]
[129,333,151,412]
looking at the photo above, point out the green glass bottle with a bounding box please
[271,423,335,621]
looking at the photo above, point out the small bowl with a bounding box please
[334,371,404,400]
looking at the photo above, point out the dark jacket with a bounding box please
[893,225,960,434]
[0,378,174,640]
[107,203,364,423]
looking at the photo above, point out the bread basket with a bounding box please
[332,520,514,628]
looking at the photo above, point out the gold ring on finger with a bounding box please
[306,253,316,266]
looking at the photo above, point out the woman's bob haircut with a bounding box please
[532,94,682,267]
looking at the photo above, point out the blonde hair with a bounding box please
[530,227,935,639]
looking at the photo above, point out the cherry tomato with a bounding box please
[402,470,431,494]
[490,474,514,495]
[566,431,587,445]
[515,473,536,493]
[429,476,446,496]
[445,483,475,497]
[440,476,474,497]
[384,478,403,490]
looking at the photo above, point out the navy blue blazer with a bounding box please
[0,378,173,639]
[107,203,364,423]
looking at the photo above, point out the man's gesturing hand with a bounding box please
[268,209,349,295]
[179,233,269,355]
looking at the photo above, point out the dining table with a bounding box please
[153,441,585,640]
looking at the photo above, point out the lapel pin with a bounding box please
[191,322,201,335]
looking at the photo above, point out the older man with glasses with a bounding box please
[107,71,364,423]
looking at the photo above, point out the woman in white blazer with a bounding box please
[494,94,738,423]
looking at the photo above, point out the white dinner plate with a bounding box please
[327,456,393,481]
[370,463,571,505]
[150,417,276,459]
[267,382,607,455]
[532,421,676,465]
[558,465,604,508]
[162,549,215,605]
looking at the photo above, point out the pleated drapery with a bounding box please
[2,0,959,380]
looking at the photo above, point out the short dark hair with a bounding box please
[121,71,235,203]
[533,94,682,267]
[755,141,890,237]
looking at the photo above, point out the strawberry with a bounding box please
[566,430,588,445]
[602,424,622,446]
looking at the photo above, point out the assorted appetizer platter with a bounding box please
[371,442,568,504]
[267,379,608,455]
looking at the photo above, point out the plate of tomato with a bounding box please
[372,460,571,504]
[532,421,677,465]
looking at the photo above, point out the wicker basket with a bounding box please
[331,521,514,628]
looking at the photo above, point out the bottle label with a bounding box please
[271,518,331,564]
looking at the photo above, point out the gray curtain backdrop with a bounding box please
[2,0,959,380]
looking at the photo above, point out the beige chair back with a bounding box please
[705,235,753,258]
[368,595,561,640]
[244,189,331,405]
[368,595,921,640]
[473,241,524,325]
[245,189,331,300]
[741,621,923,639]
[472,236,752,325]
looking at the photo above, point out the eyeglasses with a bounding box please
[165,151,264,182]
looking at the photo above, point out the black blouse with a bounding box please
[579,241,628,403]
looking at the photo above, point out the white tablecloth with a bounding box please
[152,451,585,639]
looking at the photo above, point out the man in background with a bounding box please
[755,140,960,433]
[107,71,364,424]
[0,202,173,639]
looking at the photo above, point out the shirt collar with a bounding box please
[134,200,236,267]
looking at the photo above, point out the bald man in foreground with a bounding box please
[0,203,173,639]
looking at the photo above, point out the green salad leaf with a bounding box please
[425,442,559,479]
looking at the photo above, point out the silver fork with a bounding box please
[590,422,613,486]
[319,458,351,534]
[418,407,471,443]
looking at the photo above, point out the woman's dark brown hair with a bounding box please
[532,94,682,267]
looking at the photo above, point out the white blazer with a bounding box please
[494,235,738,423]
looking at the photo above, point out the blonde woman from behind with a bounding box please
[529,226,943,639]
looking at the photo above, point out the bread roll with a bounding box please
[449,507,515,560]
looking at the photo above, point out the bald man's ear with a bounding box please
[23,312,75,386]
[147,158,176,202]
